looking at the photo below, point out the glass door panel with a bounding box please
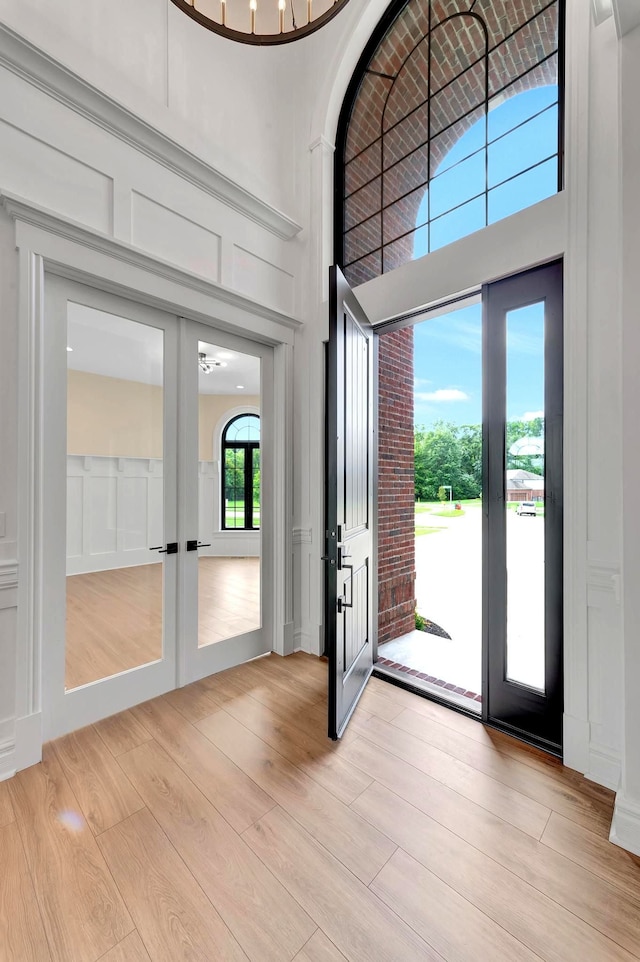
[43,276,178,740]
[505,303,545,691]
[65,305,165,690]
[484,260,563,755]
[183,325,268,682]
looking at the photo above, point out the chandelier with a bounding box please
[198,352,227,373]
[170,0,352,44]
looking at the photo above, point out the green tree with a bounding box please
[414,421,463,502]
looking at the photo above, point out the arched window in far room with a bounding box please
[222,414,260,530]
[337,0,563,286]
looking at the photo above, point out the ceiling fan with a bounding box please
[198,352,227,374]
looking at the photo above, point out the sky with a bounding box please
[413,301,544,428]
[410,86,556,429]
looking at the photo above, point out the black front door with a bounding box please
[483,260,563,754]
[325,266,376,740]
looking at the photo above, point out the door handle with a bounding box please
[186,540,211,551]
[337,563,354,613]
[150,542,178,554]
[338,545,352,569]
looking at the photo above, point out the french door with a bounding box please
[43,276,270,739]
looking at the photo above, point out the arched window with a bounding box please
[222,414,260,530]
[336,0,563,286]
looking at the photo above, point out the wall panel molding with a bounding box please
[0,561,18,594]
[0,23,302,241]
[1,192,302,341]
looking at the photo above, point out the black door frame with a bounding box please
[482,259,563,755]
[363,260,563,756]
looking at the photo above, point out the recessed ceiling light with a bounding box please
[236,385,245,390]
[66,346,73,352]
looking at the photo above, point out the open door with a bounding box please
[325,266,376,739]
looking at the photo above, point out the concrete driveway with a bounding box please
[379,504,545,695]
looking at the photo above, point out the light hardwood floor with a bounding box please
[65,557,260,689]
[3,653,640,962]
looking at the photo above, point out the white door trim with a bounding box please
[5,192,299,768]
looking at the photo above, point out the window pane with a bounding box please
[431,107,486,177]
[505,302,545,691]
[488,82,557,142]
[488,157,557,224]
[488,7,559,98]
[344,213,381,267]
[225,447,245,527]
[345,177,382,231]
[488,106,558,189]
[383,145,429,208]
[429,59,486,140]
[345,140,382,196]
[226,415,260,443]
[344,250,382,286]
[65,305,164,690]
[383,185,425,246]
[430,195,486,252]
[430,150,485,219]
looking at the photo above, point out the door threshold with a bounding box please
[372,665,481,719]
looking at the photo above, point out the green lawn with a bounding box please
[415,525,442,536]
[415,498,481,513]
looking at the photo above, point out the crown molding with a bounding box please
[1,192,302,332]
[0,22,302,242]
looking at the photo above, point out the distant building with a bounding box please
[505,470,545,503]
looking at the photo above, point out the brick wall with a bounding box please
[343,0,559,286]
[378,327,416,642]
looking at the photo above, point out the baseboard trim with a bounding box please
[294,629,316,655]
[0,735,16,782]
[586,744,621,791]
[610,792,640,856]
[13,712,42,774]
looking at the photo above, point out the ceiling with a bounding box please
[66,302,260,395]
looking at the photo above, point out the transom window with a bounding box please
[222,414,260,530]
[337,0,563,287]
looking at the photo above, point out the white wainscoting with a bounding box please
[67,455,259,574]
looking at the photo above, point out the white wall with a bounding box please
[66,455,259,576]
[0,0,296,216]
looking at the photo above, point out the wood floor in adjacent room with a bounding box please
[2,653,640,962]
[65,556,260,689]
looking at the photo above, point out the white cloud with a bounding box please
[415,388,469,402]
[521,410,544,421]
[414,377,432,388]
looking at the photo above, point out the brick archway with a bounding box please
[335,0,562,645]
[341,0,560,286]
